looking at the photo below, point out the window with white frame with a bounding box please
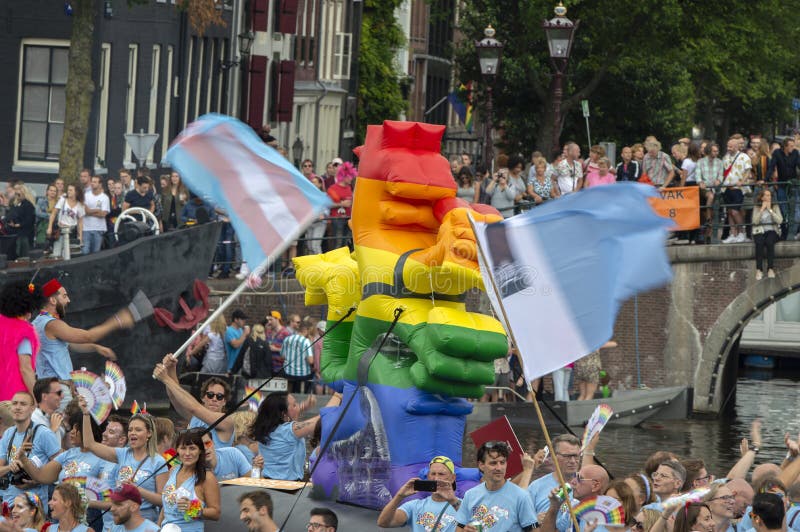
[17,44,69,162]
[333,32,351,79]
[124,44,139,165]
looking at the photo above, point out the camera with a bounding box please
[0,470,32,489]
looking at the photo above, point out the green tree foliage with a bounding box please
[357,0,406,142]
[455,0,800,156]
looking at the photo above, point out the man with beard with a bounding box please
[108,484,159,532]
[31,279,131,405]
[239,491,279,532]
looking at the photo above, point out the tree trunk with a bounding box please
[59,0,95,185]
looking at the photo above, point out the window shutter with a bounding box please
[278,0,299,35]
[251,0,268,32]
[247,56,268,128]
[277,60,295,122]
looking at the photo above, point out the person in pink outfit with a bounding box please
[585,157,617,188]
[0,281,41,400]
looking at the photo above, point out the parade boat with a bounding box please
[0,218,221,406]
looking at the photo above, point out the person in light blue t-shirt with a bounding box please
[155,356,236,448]
[253,392,342,481]
[527,434,582,516]
[0,392,61,508]
[455,441,537,532]
[108,484,160,532]
[224,310,250,372]
[202,432,260,481]
[377,455,461,532]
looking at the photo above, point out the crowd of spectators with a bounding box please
[448,134,800,248]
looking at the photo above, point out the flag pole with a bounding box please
[468,215,581,532]
[165,220,313,363]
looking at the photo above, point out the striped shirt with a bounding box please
[281,334,312,377]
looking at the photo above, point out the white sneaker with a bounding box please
[756,270,763,280]
[736,233,748,243]
[235,272,246,280]
[768,269,776,278]
[722,235,737,243]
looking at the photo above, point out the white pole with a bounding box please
[585,115,592,150]
[165,221,313,362]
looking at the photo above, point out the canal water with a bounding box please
[462,368,800,477]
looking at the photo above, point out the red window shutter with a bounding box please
[268,60,280,122]
[247,56,268,128]
[251,0,268,32]
[278,0,299,35]
[277,60,296,122]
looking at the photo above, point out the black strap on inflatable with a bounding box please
[279,307,405,531]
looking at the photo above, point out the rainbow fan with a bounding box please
[71,370,113,424]
[582,404,614,450]
[573,495,625,527]
[245,386,263,412]
[86,476,112,501]
[104,361,127,410]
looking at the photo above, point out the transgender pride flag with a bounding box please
[165,114,331,270]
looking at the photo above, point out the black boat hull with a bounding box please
[0,222,221,406]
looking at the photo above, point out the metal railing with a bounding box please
[208,180,800,275]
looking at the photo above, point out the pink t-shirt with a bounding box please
[585,172,616,188]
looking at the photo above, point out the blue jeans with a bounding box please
[82,230,104,254]
[216,222,235,274]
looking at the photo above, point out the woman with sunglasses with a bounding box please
[159,429,220,531]
[250,391,341,481]
[153,356,236,449]
[80,398,167,522]
[11,491,46,532]
[672,503,715,532]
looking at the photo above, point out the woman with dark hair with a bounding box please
[47,183,85,260]
[752,189,782,280]
[672,503,715,532]
[49,482,93,532]
[455,166,477,203]
[160,429,221,531]
[625,473,656,510]
[18,410,104,484]
[250,392,341,480]
[0,280,41,400]
[5,183,37,259]
[81,399,167,522]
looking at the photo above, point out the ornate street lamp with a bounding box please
[292,137,304,168]
[475,25,503,171]
[220,31,255,71]
[542,2,578,156]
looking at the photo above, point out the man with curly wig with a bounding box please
[0,281,41,399]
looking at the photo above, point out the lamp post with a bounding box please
[475,25,503,172]
[542,2,578,157]
[220,31,255,71]
[292,137,304,168]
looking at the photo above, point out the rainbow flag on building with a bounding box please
[448,82,473,133]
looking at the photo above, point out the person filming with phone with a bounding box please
[377,455,461,531]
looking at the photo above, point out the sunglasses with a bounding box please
[48,389,63,396]
[483,440,510,451]
[204,392,226,401]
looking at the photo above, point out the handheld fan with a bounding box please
[71,370,113,424]
[573,495,625,527]
[582,404,614,450]
[245,386,263,412]
[104,361,127,410]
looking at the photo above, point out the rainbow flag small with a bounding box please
[130,400,140,415]
[448,82,473,133]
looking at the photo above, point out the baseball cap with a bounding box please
[109,484,142,505]
[316,321,326,332]
[430,455,455,474]
[332,157,344,166]
[270,310,282,321]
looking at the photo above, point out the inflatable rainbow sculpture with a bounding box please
[294,121,509,508]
